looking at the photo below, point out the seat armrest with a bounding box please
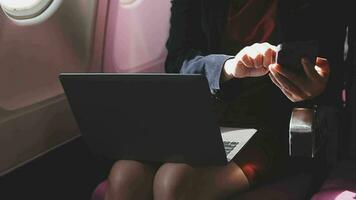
[289,107,318,158]
[289,106,339,160]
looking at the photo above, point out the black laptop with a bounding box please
[59,73,257,166]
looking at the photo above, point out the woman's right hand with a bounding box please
[222,43,277,81]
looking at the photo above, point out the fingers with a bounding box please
[241,43,276,72]
[232,43,277,78]
[280,88,305,102]
[253,54,264,69]
[300,57,330,81]
[242,45,264,68]
[269,72,280,88]
[269,65,294,92]
[269,64,308,102]
[270,71,302,102]
[301,57,318,80]
[263,48,276,68]
[268,57,330,103]
[245,64,269,77]
[240,54,254,68]
[315,57,330,79]
[269,72,296,100]
[270,63,302,86]
[250,43,276,68]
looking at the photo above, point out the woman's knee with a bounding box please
[196,162,250,199]
[153,163,195,200]
[106,160,157,199]
[108,160,155,186]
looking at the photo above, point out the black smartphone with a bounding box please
[276,40,319,74]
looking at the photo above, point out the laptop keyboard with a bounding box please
[223,141,239,156]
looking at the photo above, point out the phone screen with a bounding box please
[276,41,319,74]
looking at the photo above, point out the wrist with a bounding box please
[221,58,235,82]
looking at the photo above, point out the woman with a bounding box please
[105,0,347,199]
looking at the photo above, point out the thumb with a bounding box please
[315,57,330,79]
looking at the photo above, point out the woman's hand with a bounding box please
[268,57,330,102]
[222,43,277,81]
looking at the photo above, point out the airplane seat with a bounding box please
[91,1,344,199]
[87,69,343,200]
[88,56,331,200]
[90,107,338,200]
[311,160,356,200]
[229,102,349,200]
[310,43,356,199]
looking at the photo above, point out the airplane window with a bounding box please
[119,0,143,8]
[0,0,62,25]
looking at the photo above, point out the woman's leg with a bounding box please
[153,162,250,200]
[105,160,159,200]
[153,163,195,200]
[191,162,250,200]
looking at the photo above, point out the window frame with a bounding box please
[0,0,54,20]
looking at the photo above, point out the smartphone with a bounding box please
[276,40,319,74]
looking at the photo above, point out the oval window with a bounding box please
[119,0,143,8]
[0,0,62,25]
[0,0,53,19]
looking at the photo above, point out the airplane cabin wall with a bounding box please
[103,0,171,73]
[0,0,171,175]
[0,0,109,175]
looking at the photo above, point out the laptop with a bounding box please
[59,73,257,166]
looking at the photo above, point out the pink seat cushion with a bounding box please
[91,181,108,200]
[311,160,356,200]
[229,173,313,200]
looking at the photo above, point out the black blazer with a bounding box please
[165,0,350,106]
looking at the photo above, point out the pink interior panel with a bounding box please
[89,0,110,72]
[0,0,113,175]
[103,0,171,73]
[0,0,98,111]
